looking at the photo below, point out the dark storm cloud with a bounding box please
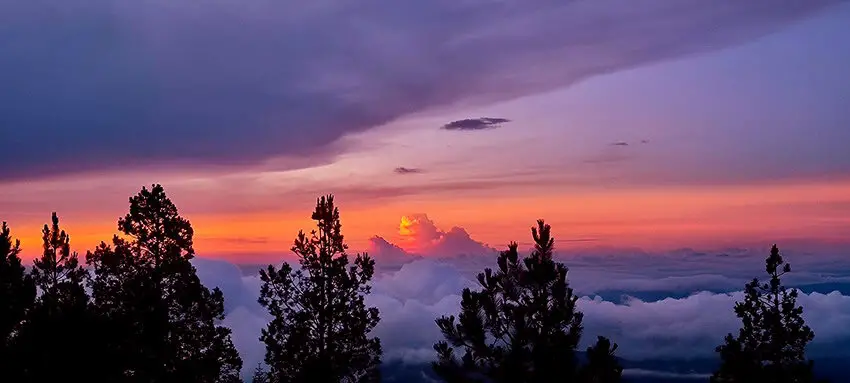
[441,117,510,131]
[0,0,839,180]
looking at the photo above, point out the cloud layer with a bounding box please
[191,224,850,378]
[0,0,839,180]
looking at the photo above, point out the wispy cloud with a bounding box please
[0,0,837,180]
[394,167,423,175]
[441,117,510,131]
[205,237,272,245]
[622,369,710,380]
[583,139,641,165]
[582,152,632,165]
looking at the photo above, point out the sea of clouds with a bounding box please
[191,215,850,378]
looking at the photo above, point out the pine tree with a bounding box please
[12,213,96,381]
[31,213,88,307]
[0,222,36,378]
[433,220,621,383]
[87,184,242,382]
[252,363,270,383]
[579,336,623,383]
[258,195,382,383]
[712,245,821,383]
[86,236,145,382]
[0,221,35,344]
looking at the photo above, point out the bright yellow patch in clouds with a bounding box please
[397,215,416,240]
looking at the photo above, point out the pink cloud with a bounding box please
[367,235,422,271]
[397,214,497,257]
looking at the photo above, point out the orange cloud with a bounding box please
[398,214,443,252]
[396,214,495,256]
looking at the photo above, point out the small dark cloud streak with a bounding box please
[0,0,839,180]
[394,167,423,175]
[441,117,511,131]
[582,152,632,165]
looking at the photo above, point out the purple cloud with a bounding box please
[441,117,510,131]
[367,235,424,271]
[0,0,839,180]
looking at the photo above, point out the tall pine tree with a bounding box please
[258,195,382,383]
[0,222,36,379]
[433,220,621,383]
[87,184,242,382]
[87,236,144,382]
[12,213,96,382]
[712,245,821,383]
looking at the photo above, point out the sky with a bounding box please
[3,1,850,380]
[2,1,849,261]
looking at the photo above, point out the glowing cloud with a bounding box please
[398,214,443,252]
[397,214,496,257]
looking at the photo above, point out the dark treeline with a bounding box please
[0,184,826,383]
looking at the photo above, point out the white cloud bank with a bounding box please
[192,215,850,377]
[194,253,850,377]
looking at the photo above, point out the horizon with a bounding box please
[2,2,849,264]
[6,192,850,265]
[2,1,849,381]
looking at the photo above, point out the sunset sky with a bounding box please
[1,1,848,262]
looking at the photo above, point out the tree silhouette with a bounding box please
[11,213,97,381]
[86,184,242,382]
[31,213,88,306]
[434,220,620,382]
[252,363,270,383]
[0,222,36,379]
[712,245,821,383]
[579,336,623,383]
[258,195,382,383]
[0,221,35,343]
[86,236,147,382]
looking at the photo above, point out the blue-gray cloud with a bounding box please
[0,0,840,180]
